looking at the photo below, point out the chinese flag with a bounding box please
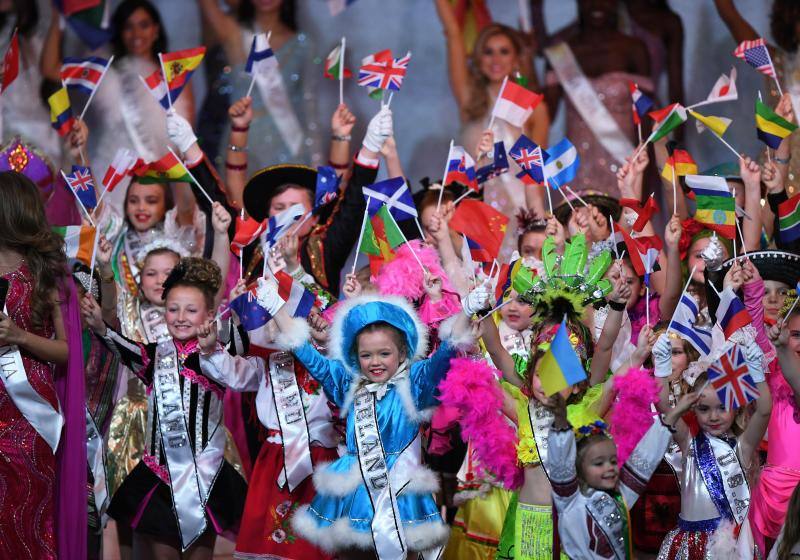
[449,199,509,260]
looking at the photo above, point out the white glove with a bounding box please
[743,339,765,383]
[255,277,285,316]
[166,110,198,154]
[361,106,393,153]
[462,283,491,316]
[653,333,673,378]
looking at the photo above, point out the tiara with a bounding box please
[135,237,191,266]
[575,420,609,441]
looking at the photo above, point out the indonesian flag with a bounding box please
[491,78,542,128]
[1,29,19,94]
[102,148,138,193]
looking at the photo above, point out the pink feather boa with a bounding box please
[609,367,661,464]
[375,240,455,300]
[437,357,523,489]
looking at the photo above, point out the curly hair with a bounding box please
[0,172,67,329]
[161,257,221,309]
[463,24,536,122]
[771,0,800,53]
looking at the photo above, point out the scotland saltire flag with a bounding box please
[261,203,304,248]
[668,293,713,357]
[476,141,509,184]
[314,166,340,211]
[66,165,97,210]
[707,345,760,409]
[543,138,579,189]
[509,135,546,184]
[362,177,417,221]
[229,285,271,332]
[245,32,277,75]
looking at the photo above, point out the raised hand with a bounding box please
[665,214,681,250]
[166,110,198,154]
[211,202,232,234]
[79,293,106,335]
[342,273,363,299]
[197,320,218,354]
[423,271,443,302]
[762,161,785,194]
[229,96,254,130]
[331,103,356,137]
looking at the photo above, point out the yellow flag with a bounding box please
[689,109,731,137]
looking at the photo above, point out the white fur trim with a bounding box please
[395,376,435,423]
[291,505,449,552]
[328,294,429,374]
[273,317,311,350]
[312,458,441,497]
[437,313,475,351]
[708,520,738,557]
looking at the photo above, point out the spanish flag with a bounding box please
[537,319,587,396]
[135,152,192,184]
[53,225,96,265]
[755,99,797,149]
[160,46,206,105]
[48,87,75,137]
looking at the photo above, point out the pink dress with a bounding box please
[0,263,58,559]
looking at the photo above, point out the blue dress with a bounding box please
[290,340,455,553]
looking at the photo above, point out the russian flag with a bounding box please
[444,146,477,191]
[275,271,317,318]
[628,81,653,126]
[61,56,108,95]
[716,287,752,339]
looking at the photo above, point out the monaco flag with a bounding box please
[491,77,542,128]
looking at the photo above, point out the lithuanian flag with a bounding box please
[135,152,192,184]
[359,205,405,275]
[53,224,96,265]
[755,99,797,149]
[778,193,800,243]
[160,46,205,105]
[48,87,75,137]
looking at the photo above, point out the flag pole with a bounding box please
[564,185,589,207]
[645,286,650,326]
[453,189,475,206]
[667,265,697,332]
[709,131,743,160]
[158,52,171,110]
[733,187,748,258]
[670,163,678,216]
[637,122,642,145]
[436,140,454,212]
[352,197,371,276]
[486,75,508,132]
[414,217,425,240]
[385,91,394,108]
[79,55,114,121]
[557,186,575,212]
[88,228,100,294]
[60,170,96,227]
[764,48,784,97]
[388,210,426,274]
[339,36,345,106]
[609,216,620,260]
[167,147,215,205]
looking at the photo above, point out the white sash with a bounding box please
[154,341,207,550]
[353,387,407,560]
[544,42,635,164]
[585,491,627,560]
[0,309,63,453]
[708,436,750,526]
[529,401,554,474]
[86,408,110,523]
[269,352,314,491]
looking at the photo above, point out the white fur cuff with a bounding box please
[438,313,474,351]
[273,317,311,351]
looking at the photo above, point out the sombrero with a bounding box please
[243,164,317,222]
[718,250,800,289]
[553,190,621,225]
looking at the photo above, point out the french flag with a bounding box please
[444,146,477,191]
[716,287,752,339]
[629,81,653,126]
[61,56,108,95]
[275,270,317,318]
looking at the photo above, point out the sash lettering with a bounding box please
[86,409,110,523]
[694,433,750,526]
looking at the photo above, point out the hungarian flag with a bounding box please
[135,152,192,184]
[53,224,96,265]
[48,87,75,137]
[755,98,797,149]
[160,46,205,105]
[231,214,266,257]
[778,193,800,243]
[324,43,351,79]
[689,109,731,137]
[360,204,405,275]
[620,194,658,232]
[661,142,697,183]
[1,29,19,94]
[491,79,542,128]
[648,103,687,142]
[685,175,736,239]
[449,199,509,260]
[54,0,111,50]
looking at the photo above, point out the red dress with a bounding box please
[0,263,58,559]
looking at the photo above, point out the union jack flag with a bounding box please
[733,38,776,78]
[509,135,546,184]
[358,51,410,92]
[65,165,97,209]
[707,345,760,410]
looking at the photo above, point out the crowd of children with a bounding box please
[1,1,800,559]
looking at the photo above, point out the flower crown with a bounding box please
[575,420,609,441]
[512,233,613,326]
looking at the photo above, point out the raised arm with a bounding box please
[196,0,244,63]
[427,205,469,297]
[433,0,470,111]
[39,7,63,82]
[739,156,762,252]
[738,340,772,459]
[480,313,522,387]
[329,103,356,170]
[590,275,630,386]
[225,96,253,210]
[769,321,800,408]
[659,215,683,320]
[713,0,761,45]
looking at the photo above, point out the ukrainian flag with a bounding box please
[537,319,587,396]
[755,99,797,149]
[160,46,206,105]
[48,87,74,137]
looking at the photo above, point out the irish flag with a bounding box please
[135,152,192,184]
[778,193,800,243]
[491,77,542,128]
[53,225,96,265]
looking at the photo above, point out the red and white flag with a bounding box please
[1,29,19,94]
[704,67,737,104]
[60,56,109,95]
[491,78,542,128]
[102,148,138,193]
